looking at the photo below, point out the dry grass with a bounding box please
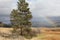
[0,27,60,40]
[31,27,60,40]
[0,28,26,40]
[0,28,12,34]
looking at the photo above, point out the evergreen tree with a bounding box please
[10,0,32,35]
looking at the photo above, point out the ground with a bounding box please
[31,28,60,40]
[0,27,60,40]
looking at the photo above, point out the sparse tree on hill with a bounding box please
[10,0,32,36]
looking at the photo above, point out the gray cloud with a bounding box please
[0,0,17,23]
[28,0,60,17]
[0,0,17,15]
[0,0,60,16]
[0,0,60,24]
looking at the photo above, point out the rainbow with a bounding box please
[40,15,56,27]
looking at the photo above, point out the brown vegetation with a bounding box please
[31,27,60,40]
[0,27,60,40]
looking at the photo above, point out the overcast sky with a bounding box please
[0,0,60,17]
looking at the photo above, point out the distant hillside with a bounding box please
[32,16,60,27]
[31,17,53,27]
[0,15,60,27]
[0,15,10,24]
[48,16,60,27]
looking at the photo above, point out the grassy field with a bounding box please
[31,28,60,40]
[0,27,60,40]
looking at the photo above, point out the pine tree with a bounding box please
[10,0,32,35]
